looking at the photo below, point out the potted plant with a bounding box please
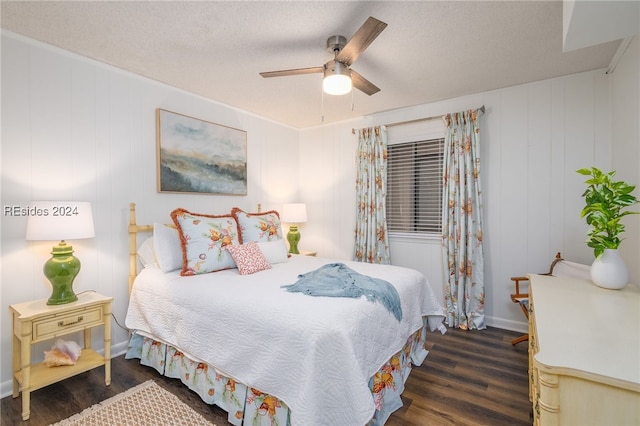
[578,167,639,289]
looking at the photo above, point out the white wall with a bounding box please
[0,31,299,396]
[299,66,637,333]
[611,36,640,285]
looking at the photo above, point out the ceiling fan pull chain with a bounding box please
[321,88,325,123]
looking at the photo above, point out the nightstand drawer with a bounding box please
[32,306,104,342]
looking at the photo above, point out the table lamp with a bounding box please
[281,203,307,254]
[26,201,95,305]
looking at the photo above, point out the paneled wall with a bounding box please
[299,67,632,333]
[611,36,640,282]
[0,31,299,396]
[2,29,638,398]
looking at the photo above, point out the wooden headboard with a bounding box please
[128,202,154,295]
[128,202,263,295]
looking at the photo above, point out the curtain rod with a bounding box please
[352,105,485,134]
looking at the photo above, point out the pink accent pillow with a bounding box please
[226,242,272,275]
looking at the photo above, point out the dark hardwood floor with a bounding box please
[1,326,531,426]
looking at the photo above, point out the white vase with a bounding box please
[590,249,629,290]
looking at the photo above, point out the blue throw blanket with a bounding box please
[281,263,403,321]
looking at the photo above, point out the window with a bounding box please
[387,137,444,235]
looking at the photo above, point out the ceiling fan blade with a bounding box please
[260,67,324,78]
[351,69,380,96]
[336,16,387,66]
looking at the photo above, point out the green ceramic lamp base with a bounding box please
[287,225,301,254]
[44,241,80,305]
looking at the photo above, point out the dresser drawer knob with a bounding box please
[58,316,83,327]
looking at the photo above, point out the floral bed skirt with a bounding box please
[125,318,430,426]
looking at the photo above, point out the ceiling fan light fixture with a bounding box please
[323,61,352,95]
[260,17,386,98]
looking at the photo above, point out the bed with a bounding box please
[124,203,446,426]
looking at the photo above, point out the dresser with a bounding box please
[528,274,640,425]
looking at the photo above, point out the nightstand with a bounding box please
[10,291,113,420]
[298,250,317,256]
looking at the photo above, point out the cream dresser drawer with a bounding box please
[32,305,104,342]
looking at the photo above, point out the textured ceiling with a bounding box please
[1,1,621,129]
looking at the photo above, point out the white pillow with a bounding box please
[257,239,289,264]
[137,236,157,268]
[153,223,183,273]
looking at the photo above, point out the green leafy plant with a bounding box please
[578,167,640,258]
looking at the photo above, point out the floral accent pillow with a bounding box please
[171,208,240,276]
[226,242,272,275]
[231,207,284,244]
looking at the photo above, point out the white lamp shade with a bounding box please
[26,201,95,241]
[281,203,307,223]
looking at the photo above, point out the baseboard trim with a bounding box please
[485,315,528,334]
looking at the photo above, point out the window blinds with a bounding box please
[387,138,444,234]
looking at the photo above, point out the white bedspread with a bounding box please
[126,255,445,426]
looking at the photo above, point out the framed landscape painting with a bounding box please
[156,109,247,195]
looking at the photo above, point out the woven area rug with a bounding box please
[50,380,216,426]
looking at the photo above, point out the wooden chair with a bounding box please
[510,252,563,345]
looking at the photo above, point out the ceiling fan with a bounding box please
[260,16,388,96]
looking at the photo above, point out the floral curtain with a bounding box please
[441,109,485,330]
[354,126,391,264]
